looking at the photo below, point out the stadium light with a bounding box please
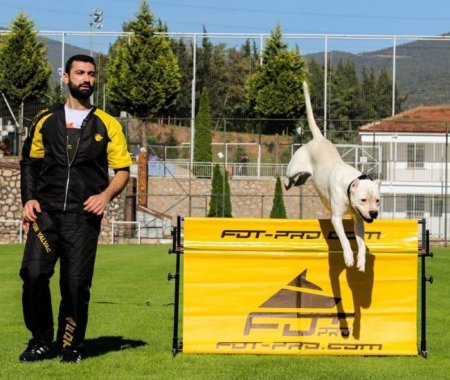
[89,8,103,56]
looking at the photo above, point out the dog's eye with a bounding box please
[361,198,367,202]
[376,199,380,203]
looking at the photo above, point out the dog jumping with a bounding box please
[285,81,381,272]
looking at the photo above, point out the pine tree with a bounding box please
[208,164,224,217]
[245,24,307,134]
[208,164,232,217]
[106,0,181,117]
[0,12,52,106]
[194,86,212,163]
[270,177,287,218]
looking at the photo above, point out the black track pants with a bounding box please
[19,211,102,349]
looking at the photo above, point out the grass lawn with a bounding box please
[1,243,449,379]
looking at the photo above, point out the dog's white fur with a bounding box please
[285,82,381,272]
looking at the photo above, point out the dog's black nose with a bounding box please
[370,211,378,219]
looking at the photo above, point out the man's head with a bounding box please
[63,54,97,100]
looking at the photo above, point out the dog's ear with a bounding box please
[373,179,381,188]
[351,178,360,189]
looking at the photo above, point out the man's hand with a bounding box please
[83,192,111,215]
[23,200,41,226]
[83,169,129,216]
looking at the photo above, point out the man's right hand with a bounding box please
[23,200,41,225]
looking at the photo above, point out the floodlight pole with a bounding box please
[89,8,103,57]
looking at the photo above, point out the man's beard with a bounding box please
[68,81,94,99]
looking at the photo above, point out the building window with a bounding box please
[432,196,443,217]
[407,143,424,168]
[407,194,424,218]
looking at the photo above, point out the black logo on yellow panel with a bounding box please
[220,229,381,240]
[215,270,382,352]
[243,269,352,337]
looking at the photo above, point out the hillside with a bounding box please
[305,34,450,108]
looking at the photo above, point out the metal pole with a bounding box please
[392,37,397,116]
[61,33,65,91]
[168,216,182,355]
[323,36,328,138]
[445,129,448,246]
[190,34,197,165]
[189,35,197,216]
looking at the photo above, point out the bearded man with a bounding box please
[19,54,132,363]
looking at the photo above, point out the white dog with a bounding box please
[285,82,381,272]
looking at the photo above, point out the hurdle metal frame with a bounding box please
[169,217,433,357]
[168,216,183,356]
[418,218,434,358]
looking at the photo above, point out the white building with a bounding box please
[358,105,450,242]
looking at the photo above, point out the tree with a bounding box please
[360,66,378,120]
[308,59,325,120]
[170,37,193,118]
[375,68,394,118]
[208,163,232,217]
[47,82,65,104]
[245,24,307,134]
[270,177,287,218]
[194,87,212,163]
[223,170,232,217]
[106,0,181,118]
[208,164,223,216]
[0,12,52,107]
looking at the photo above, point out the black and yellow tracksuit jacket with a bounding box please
[20,104,132,212]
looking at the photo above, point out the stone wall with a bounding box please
[0,159,129,244]
[0,158,328,244]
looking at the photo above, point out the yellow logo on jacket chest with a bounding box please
[94,134,104,142]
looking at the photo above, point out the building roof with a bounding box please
[358,105,450,133]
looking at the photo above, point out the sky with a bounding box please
[1,0,450,36]
[1,0,450,55]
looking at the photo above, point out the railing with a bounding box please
[150,160,289,179]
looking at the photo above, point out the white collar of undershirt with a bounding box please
[64,104,92,129]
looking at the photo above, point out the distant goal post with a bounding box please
[0,219,24,243]
[111,221,141,244]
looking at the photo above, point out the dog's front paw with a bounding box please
[343,249,354,267]
[356,253,366,272]
[356,260,365,272]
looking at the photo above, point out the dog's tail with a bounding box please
[303,81,324,140]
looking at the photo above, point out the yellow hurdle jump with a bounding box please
[175,218,423,356]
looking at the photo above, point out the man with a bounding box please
[19,54,132,363]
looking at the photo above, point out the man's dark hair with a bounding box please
[65,54,96,74]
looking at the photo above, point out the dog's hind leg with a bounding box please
[353,217,366,272]
[284,146,313,190]
[331,214,354,268]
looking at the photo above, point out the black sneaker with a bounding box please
[60,348,82,363]
[19,339,50,363]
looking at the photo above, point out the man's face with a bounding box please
[63,61,96,100]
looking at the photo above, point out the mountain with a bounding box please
[305,34,450,108]
[40,37,91,83]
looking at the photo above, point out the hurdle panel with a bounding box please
[181,218,419,356]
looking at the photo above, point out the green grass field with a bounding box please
[1,244,450,379]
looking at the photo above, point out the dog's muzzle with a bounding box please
[359,210,378,223]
